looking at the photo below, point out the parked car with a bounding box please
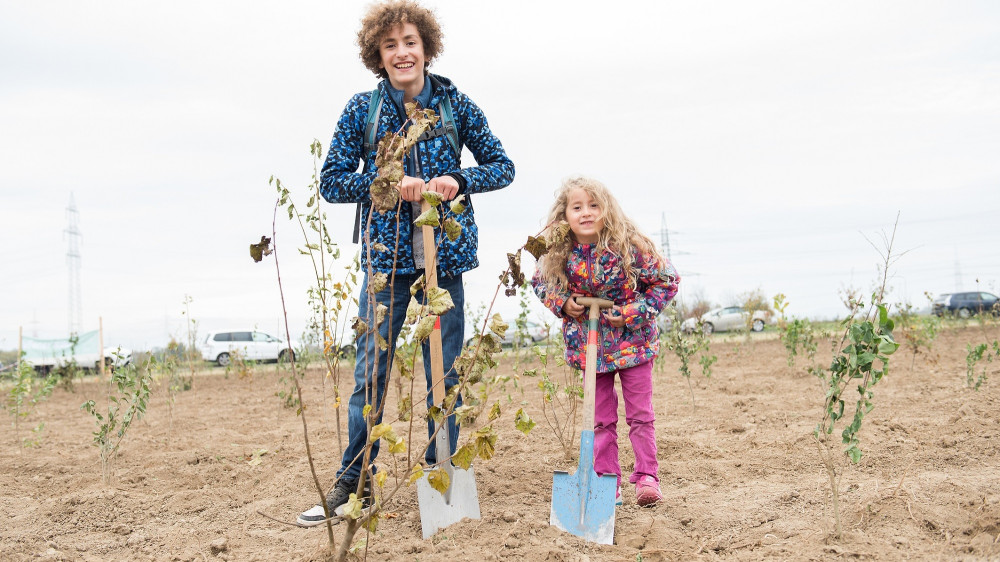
[932,292,1000,318]
[199,330,298,366]
[30,347,131,374]
[680,307,768,335]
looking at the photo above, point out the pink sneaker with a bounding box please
[635,475,662,507]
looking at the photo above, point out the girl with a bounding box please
[532,176,679,507]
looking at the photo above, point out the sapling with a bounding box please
[151,347,182,444]
[181,295,198,390]
[894,299,941,372]
[521,342,581,459]
[82,353,154,484]
[813,222,901,539]
[774,293,818,370]
[963,280,1000,391]
[224,348,255,382]
[661,307,715,411]
[5,358,57,450]
[271,139,361,450]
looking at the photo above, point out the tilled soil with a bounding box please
[2,326,999,561]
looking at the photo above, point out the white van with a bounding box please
[199,330,297,366]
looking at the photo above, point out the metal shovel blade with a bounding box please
[416,430,481,539]
[550,430,617,544]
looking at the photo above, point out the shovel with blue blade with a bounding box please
[550,296,617,545]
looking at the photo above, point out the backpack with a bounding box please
[352,87,461,243]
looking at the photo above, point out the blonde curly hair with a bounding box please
[357,0,444,80]
[537,176,662,291]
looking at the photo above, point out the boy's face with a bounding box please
[378,22,426,96]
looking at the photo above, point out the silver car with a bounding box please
[681,307,768,335]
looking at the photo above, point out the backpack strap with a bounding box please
[362,88,383,155]
[417,94,461,157]
[355,89,383,243]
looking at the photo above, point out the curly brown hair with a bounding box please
[357,1,444,80]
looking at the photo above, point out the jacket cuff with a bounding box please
[446,172,468,194]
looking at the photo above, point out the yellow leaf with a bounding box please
[407,467,425,485]
[405,296,425,325]
[421,191,443,207]
[427,468,451,495]
[388,436,407,454]
[489,314,509,339]
[514,408,536,435]
[475,426,497,460]
[370,272,388,293]
[488,402,501,421]
[375,471,388,489]
[413,206,440,228]
[409,274,425,296]
[370,422,393,443]
[342,493,363,520]
[524,235,548,260]
[443,217,462,242]
[427,286,455,316]
[413,315,437,342]
[454,404,476,426]
[452,444,476,470]
[449,194,466,215]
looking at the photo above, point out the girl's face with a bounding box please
[564,187,604,244]
[378,23,426,98]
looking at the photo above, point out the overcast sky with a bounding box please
[2,1,999,352]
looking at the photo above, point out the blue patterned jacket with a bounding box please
[320,74,515,275]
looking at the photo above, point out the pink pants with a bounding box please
[593,360,658,486]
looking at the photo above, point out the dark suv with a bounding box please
[932,292,1000,317]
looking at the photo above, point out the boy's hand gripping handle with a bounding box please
[574,297,613,432]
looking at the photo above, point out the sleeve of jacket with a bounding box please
[621,252,681,328]
[531,268,570,319]
[448,91,515,194]
[319,92,379,204]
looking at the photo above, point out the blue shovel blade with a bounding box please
[549,430,617,544]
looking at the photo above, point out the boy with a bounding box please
[298,0,514,526]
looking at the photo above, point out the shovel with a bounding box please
[550,296,617,544]
[416,199,481,540]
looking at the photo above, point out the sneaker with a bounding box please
[635,475,662,507]
[615,486,623,506]
[296,478,371,527]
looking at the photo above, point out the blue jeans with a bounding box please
[337,272,465,481]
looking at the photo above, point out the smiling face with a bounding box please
[378,22,426,100]
[564,187,604,244]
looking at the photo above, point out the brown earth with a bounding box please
[2,325,999,561]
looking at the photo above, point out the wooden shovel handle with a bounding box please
[574,297,613,431]
[421,200,447,405]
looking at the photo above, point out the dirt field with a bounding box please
[2,325,999,561]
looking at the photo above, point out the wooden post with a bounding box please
[99,316,106,376]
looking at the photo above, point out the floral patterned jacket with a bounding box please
[532,243,679,373]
